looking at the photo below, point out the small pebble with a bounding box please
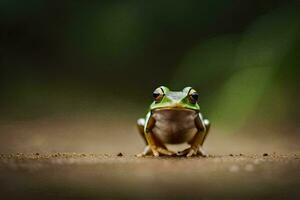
[263,153,268,156]
[240,153,243,156]
[35,153,40,156]
[117,152,123,157]
[229,154,234,156]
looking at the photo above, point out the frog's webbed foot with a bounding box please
[136,146,152,157]
[136,145,175,157]
[177,148,197,157]
[154,147,175,157]
[177,146,208,157]
[136,116,175,157]
[197,146,208,157]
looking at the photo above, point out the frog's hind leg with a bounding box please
[136,118,175,157]
[179,118,211,157]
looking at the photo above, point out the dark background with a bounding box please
[0,0,299,154]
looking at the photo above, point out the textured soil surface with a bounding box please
[1,153,299,199]
[0,116,299,199]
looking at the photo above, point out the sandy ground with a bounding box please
[0,115,299,199]
[0,153,299,199]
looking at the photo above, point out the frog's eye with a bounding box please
[153,87,164,102]
[188,88,198,104]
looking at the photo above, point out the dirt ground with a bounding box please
[0,115,299,199]
[0,153,299,199]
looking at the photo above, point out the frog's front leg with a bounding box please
[136,113,175,157]
[178,114,210,157]
[136,118,152,157]
[197,119,210,156]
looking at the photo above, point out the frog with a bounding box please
[136,86,210,157]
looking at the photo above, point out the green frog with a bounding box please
[137,86,210,157]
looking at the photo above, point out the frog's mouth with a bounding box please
[153,107,198,113]
[152,107,198,122]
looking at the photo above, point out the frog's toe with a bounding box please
[197,146,208,157]
[136,152,152,157]
[177,148,198,157]
[138,146,175,157]
[136,153,145,157]
[136,146,152,157]
[149,146,161,157]
[187,149,198,157]
[156,147,175,156]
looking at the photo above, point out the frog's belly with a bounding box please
[152,109,198,144]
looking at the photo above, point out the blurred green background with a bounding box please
[0,1,299,153]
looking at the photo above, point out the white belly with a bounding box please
[152,109,198,144]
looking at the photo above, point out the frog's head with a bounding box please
[149,86,200,112]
